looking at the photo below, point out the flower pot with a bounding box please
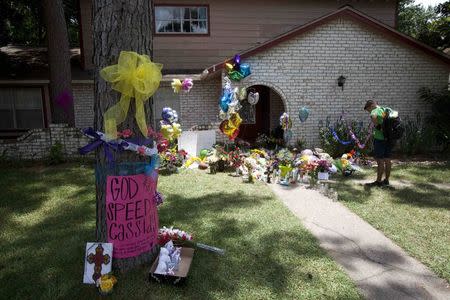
[318,172,329,181]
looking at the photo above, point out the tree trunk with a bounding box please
[42,0,75,125]
[93,0,155,271]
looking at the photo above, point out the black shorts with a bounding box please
[373,139,392,159]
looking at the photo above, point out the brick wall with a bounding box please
[0,124,90,160]
[73,83,94,129]
[178,78,226,142]
[228,17,450,146]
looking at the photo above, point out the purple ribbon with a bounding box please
[79,127,121,162]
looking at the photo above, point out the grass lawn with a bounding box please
[0,163,361,299]
[331,162,450,283]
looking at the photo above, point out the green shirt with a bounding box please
[370,106,386,140]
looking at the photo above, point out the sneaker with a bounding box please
[365,181,382,187]
[382,179,390,186]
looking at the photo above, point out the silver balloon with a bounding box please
[247,92,259,105]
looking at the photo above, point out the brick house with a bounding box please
[1,1,450,158]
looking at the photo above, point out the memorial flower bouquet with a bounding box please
[158,226,193,246]
[228,147,243,169]
[159,148,186,172]
[317,159,331,173]
[276,148,294,166]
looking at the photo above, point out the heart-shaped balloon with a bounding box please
[247,92,259,105]
[299,107,310,123]
[219,112,242,140]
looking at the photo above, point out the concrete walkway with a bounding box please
[269,183,450,300]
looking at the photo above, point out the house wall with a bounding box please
[73,83,94,128]
[153,0,397,71]
[227,16,449,147]
[80,0,397,71]
[0,124,90,160]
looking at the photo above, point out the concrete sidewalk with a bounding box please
[269,183,450,300]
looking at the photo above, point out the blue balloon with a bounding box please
[299,107,310,123]
[240,63,251,78]
[219,89,233,112]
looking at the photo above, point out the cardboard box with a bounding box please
[149,247,195,285]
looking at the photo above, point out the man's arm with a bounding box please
[371,115,378,125]
[371,114,382,130]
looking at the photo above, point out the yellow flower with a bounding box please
[100,280,113,292]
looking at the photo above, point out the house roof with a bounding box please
[204,5,450,76]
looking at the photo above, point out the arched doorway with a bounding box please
[238,85,285,142]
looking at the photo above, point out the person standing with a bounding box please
[364,100,396,187]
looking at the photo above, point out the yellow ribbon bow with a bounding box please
[100,51,163,139]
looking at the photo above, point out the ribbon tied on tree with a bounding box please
[100,51,163,139]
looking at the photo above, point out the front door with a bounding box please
[238,85,270,142]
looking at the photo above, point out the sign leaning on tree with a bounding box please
[92,0,161,271]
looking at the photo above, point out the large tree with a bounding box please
[93,0,155,271]
[398,0,450,50]
[43,0,75,125]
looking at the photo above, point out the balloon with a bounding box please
[219,110,228,120]
[228,70,244,81]
[280,112,292,130]
[220,112,242,140]
[225,63,234,72]
[160,122,181,141]
[298,107,309,123]
[238,87,247,101]
[171,79,182,93]
[234,54,241,65]
[247,91,259,105]
[199,149,209,159]
[161,107,178,124]
[172,123,181,140]
[239,63,251,78]
[219,89,233,112]
[181,78,193,92]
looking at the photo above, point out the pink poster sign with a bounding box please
[106,174,159,258]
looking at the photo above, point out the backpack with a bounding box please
[382,107,404,142]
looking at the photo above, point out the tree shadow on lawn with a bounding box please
[317,234,407,273]
[1,166,359,299]
[390,183,450,209]
[332,173,449,209]
[0,186,96,299]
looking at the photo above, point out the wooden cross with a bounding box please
[87,244,111,282]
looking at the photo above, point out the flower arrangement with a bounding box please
[276,148,294,166]
[160,148,187,172]
[316,159,332,173]
[158,226,193,246]
[228,147,243,169]
[96,274,117,295]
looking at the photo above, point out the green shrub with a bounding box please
[418,87,450,151]
[47,141,65,165]
[318,117,372,158]
[399,112,436,155]
[295,137,307,151]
